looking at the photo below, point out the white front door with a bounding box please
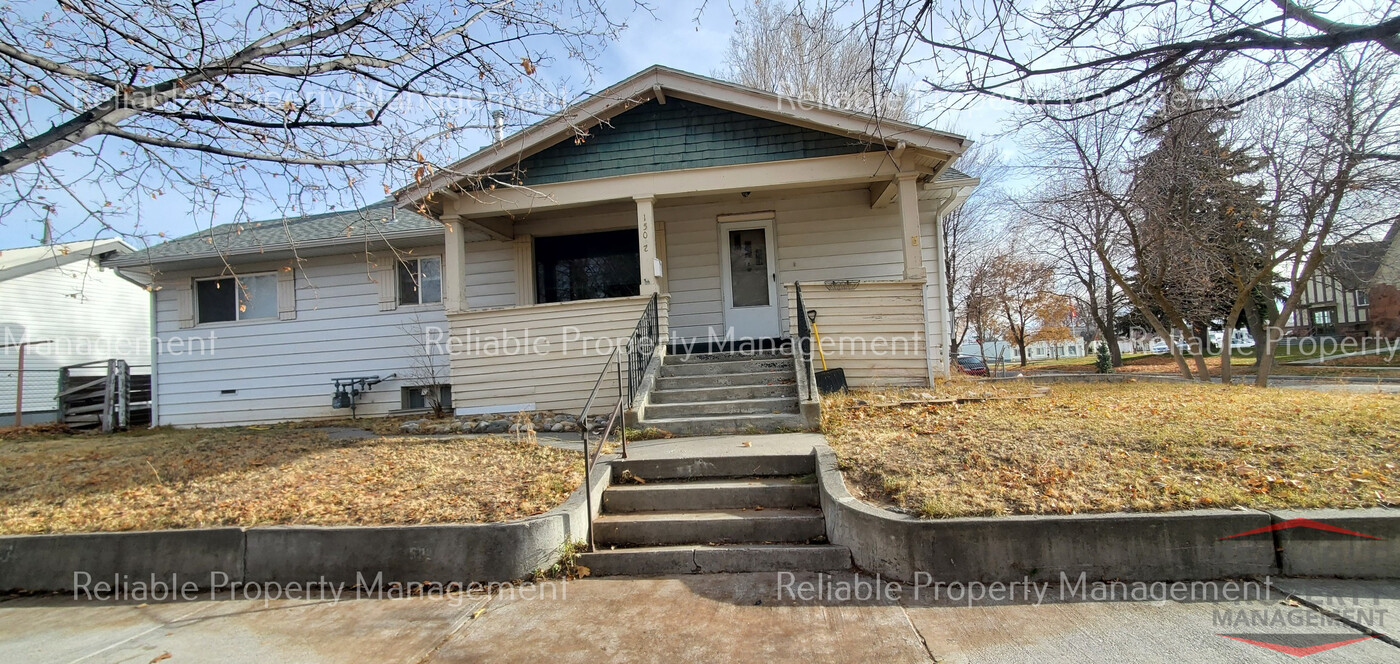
[718,219,780,340]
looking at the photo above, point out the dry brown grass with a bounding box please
[824,381,1399,518]
[1322,353,1400,367]
[0,423,581,535]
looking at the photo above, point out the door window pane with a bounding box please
[728,228,769,307]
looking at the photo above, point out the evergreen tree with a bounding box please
[1130,79,1267,361]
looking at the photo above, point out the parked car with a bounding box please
[1150,339,1170,354]
[954,355,989,377]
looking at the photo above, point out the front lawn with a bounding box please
[824,381,1398,518]
[0,424,581,535]
[1022,352,1258,375]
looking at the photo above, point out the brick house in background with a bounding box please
[1291,222,1400,338]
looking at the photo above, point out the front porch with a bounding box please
[431,177,960,418]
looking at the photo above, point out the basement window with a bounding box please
[401,384,452,411]
[534,229,640,304]
[196,273,277,324]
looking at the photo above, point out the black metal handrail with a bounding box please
[575,346,624,552]
[575,294,658,551]
[625,292,660,407]
[793,282,813,397]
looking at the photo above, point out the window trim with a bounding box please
[194,272,280,325]
[397,255,443,307]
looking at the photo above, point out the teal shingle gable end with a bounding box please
[507,98,872,186]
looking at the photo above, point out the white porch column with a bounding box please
[635,195,660,296]
[440,214,468,313]
[897,172,927,281]
[929,203,954,379]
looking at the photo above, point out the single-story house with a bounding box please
[1,239,151,425]
[109,66,977,429]
[1024,338,1086,362]
[1289,222,1400,338]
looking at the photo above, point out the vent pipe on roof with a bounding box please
[491,110,506,143]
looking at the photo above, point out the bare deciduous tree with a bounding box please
[0,0,635,244]
[719,0,912,121]
[858,0,1400,124]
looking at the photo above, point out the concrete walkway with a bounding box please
[4,573,1397,663]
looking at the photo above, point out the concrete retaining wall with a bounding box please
[1269,508,1400,578]
[815,446,1399,583]
[0,528,244,592]
[0,463,610,592]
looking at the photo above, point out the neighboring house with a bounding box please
[1289,222,1400,338]
[111,66,977,427]
[1,240,151,425]
[1087,338,1136,355]
[1024,338,1086,361]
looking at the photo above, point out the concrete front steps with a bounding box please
[636,350,809,436]
[579,454,851,576]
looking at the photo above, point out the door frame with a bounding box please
[717,216,781,340]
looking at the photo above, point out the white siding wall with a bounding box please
[0,261,151,420]
[657,187,907,344]
[150,253,448,427]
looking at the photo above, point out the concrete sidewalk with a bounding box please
[3,573,1396,663]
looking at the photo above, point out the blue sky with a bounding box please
[0,0,1007,251]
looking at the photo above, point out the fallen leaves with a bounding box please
[825,382,1400,518]
[0,427,582,534]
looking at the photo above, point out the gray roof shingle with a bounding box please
[110,199,441,267]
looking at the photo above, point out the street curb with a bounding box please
[814,445,1396,583]
[0,461,611,593]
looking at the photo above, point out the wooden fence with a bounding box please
[57,360,152,433]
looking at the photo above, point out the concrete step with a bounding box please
[611,454,815,482]
[649,383,798,404]
[645,397,799,419]
[661,357,796,377]
[655,371,795,390]
[592,508,826,547]
[633,413,812,437]
[664,351,789,366]
[579,544,851,577]
[602,477,819,513]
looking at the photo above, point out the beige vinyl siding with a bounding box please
[150,253,448,427]
[658,186,906,343]
[784,281,927,387]
[465,239,517,309]
[0,261,151,418]
[445,295,662,414]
